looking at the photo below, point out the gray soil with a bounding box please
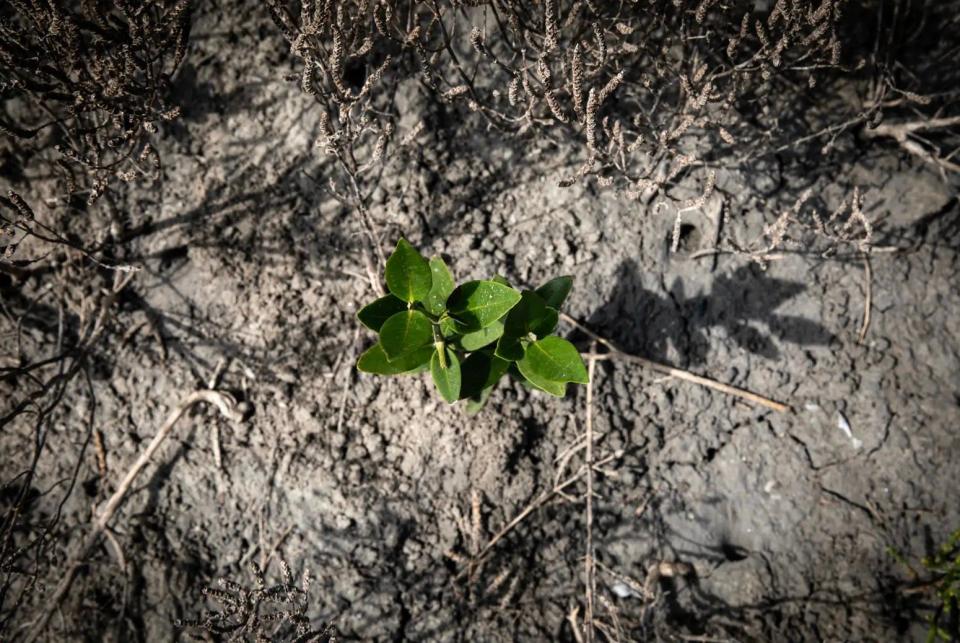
[3,3,959,642]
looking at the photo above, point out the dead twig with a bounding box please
[560,313,791,413]
[455,450,622,580]
[858,251,872,344]
[92,429,107,481]
[583,341,597,643]
[862,116,960,174]
[568,604,585,643]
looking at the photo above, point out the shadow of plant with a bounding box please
[587,259,834,366]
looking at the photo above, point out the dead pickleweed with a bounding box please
[697,186,875,268]
[433,1,850,211]
[0,191,141,273]
[0,1,191,203]
[178,561,337,643]
[266,1,433,284]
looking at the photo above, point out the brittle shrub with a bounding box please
[269,1,958,263]
[0,0,191,204]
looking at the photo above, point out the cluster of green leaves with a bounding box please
[889,527,960,642]
[356,239,588,409]
[922,528,960,642]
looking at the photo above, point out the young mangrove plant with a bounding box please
[356,239,588,408]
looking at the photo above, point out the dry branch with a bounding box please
[583,342,597,643]
[560,312,791,413]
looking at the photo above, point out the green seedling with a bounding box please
[357,238,588,408]
[889,527,960,642]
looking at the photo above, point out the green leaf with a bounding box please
[460,351,510,402]
[465,396,490,415]
[524,336,589,383]
[496,290,555,361]
[446,280,522,330]
[385,238,432,303]
[535,276,573,309]
[431,347,461,403]
[492,274,511,286]
[357,343,433,375]
[518,368,567,397]
[532,306,559,337]
[495,334,525,361]
[458,320,504,351]
[379,310,433,359]
[463,355,507,413]
[516,336,588,397]
[425,256,455,316]
[439,316,460,338]
[357,295,408,332]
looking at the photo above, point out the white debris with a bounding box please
[764,479,781,499]
[610,582,642,599]
[837,412,863,450]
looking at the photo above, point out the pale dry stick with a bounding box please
[688,248,787,262]
[207,359,228,471]
[24,390,248,643]
[260,524,294,571]
[92,428,107,479]
[102,527,129,615]
[335,327,361,434]
[862,116,960,174]
[858,252,872,345]
[79,271,136,350]
[560,313,791,413]
[455,450,622,580]
[583,341,597,643]
[568,604,586,643]
[554,435,602,488]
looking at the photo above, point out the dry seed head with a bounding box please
[802,20,830,47]
[755,20,771,49]
[443,85,469,100]
[487,568,511,594]
[7,191,35,222]
[546,90,568,122]
[368,123,393,165]
[470,27,485,55]
[772,35,789,67]
[508,76,522,106]
[900,90,931,105]
[681,169,716,210]
[498,575,521,610]
[809,0,833,25]
[695,0,718,24]
[668,114,695,141]
[830,38,841,65]
[570,45,585,118]
[544,0,560,51]
[353,37,373,58]
[400,121,424,146]
[585,87,599,151]
[597,71,624,105]
[537,55,552,85]
[671,210,684,253]
[768,0,784,27]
